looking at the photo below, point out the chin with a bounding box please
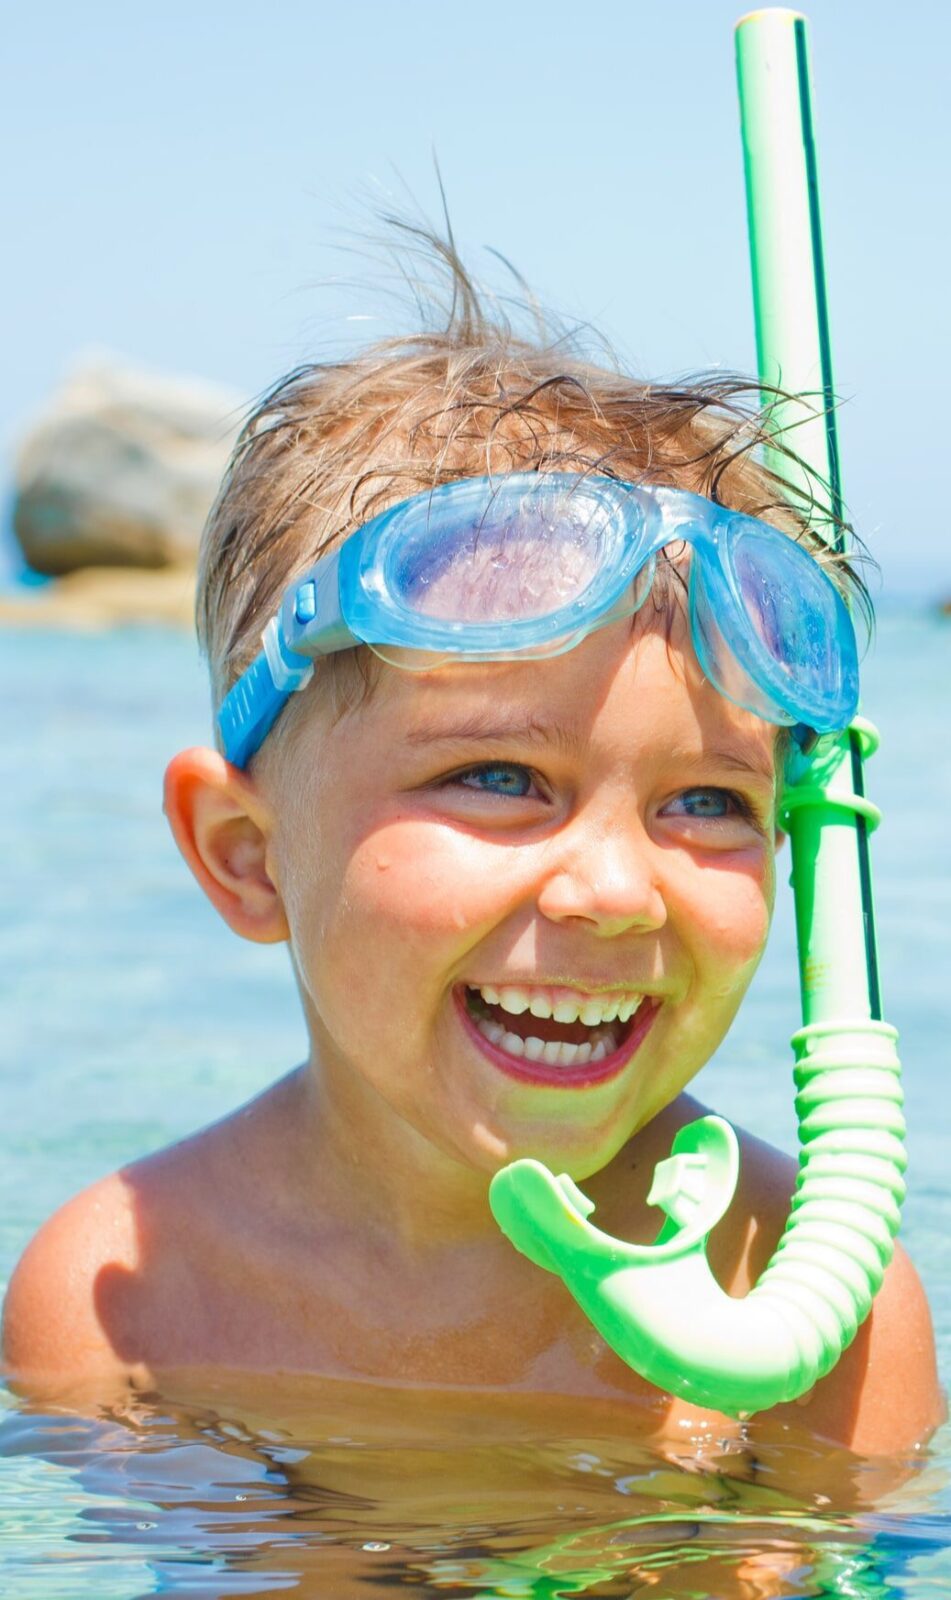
[485,1115,636,1183]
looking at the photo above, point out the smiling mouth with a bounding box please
[458,982,658,1085]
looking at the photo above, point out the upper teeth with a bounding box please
[475,985,643,1025]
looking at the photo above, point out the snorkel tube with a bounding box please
[489,9,905,1417]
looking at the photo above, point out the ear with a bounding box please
[163,747,289,944]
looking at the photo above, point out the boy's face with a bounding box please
[264,601,780,1182]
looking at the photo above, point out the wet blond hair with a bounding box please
[197,229,868,759]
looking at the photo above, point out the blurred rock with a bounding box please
[12,355,244,576]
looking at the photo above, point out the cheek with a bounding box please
[682,849,776,978]
[345,817,522,943]
[298,814,527,1018]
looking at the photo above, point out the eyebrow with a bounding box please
[683,748,777,783]
[405,713,775,781]
[405,711,583,758]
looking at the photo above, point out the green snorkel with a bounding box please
[488,9,905,1417]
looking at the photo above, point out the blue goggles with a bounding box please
[219,473,860,768]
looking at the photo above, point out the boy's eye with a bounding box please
[661,787,760,826]
[451,762,538,799]
[667,788,743,819]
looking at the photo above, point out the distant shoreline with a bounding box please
[0,565,196,629]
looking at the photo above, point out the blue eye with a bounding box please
[457,763,534,798]
[669,788,745,819]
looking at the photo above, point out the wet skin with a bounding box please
[2,604,942,1457]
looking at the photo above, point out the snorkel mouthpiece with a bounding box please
[490,1018,905,1417]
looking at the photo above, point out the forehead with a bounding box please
[338,602,779,779]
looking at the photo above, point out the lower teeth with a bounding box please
[474,1017,621,1066]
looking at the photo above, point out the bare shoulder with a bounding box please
[3,1118,239,1396]
[783,1236,944,1453]
[2,1171,144,1397]
[702,1111,944,1453]
[3,1073,311,1397]
[2,1100,241,1392]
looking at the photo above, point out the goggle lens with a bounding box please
[387,482,620,624]
[735,530,837,681]
[691,520,859,729]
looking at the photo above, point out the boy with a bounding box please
[3,262,941,1455]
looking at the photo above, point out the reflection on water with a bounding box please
[2,1375,948,1597]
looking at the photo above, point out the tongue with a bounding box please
[482,1002,595,1045]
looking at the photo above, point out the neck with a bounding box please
[283,1056,512,1257]
[279,1055,699,1258]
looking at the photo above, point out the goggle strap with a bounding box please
[218,622,313,767]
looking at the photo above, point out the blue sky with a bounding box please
[4,0,949,599]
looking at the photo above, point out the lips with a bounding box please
[455,985,660,1087]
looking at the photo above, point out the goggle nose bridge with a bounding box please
[617,510,723,622]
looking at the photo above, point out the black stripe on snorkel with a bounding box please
[794,15,881,1022]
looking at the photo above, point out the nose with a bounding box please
[535,815,668,938]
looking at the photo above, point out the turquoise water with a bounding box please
[1,613,949,1596]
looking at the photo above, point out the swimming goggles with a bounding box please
[219,472,860,767]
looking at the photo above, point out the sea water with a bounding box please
[1,611,949,1597]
